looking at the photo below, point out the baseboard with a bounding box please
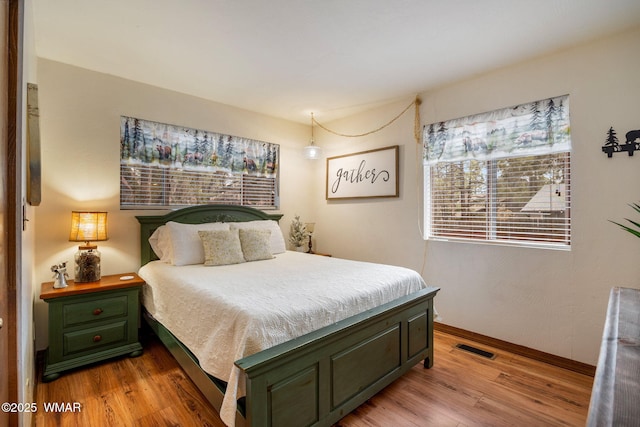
[434,322,596,377]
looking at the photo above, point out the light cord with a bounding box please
[312,97,422,143]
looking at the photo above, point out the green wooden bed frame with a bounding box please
[137,205,439,426]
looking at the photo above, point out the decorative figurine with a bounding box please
[602,127,640,158]
[626,129,640,145]
[51,262,69,289]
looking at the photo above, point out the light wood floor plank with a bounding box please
[35,330,593,426]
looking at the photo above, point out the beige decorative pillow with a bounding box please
[239,228,274,262]
[230,220,286,254]
[198,229,245,266]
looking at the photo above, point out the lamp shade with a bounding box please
[69,211,108,243]
[303,144,322,160]
[303,112,322,160]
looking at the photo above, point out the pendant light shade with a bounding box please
[303,144,322,160]
[303,113,322,160]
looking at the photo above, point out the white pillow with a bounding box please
[198,229,246,266]
[166,221,230,266]
[148,225,173,263]
[148,226,164,258]
[230,220,286,254]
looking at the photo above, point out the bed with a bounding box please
[136,205,439,427]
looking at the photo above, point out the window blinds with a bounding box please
[120,164,277,209]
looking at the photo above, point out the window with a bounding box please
[423,95,571,248]
[120,117,279,210]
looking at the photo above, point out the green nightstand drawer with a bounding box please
[63,320,128,356]
[63,295,129,327]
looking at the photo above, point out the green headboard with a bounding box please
[136,205,283,265]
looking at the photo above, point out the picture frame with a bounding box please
[326,145,399,200]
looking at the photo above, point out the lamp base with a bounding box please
[306,234,314,254]
[74,246,101,283]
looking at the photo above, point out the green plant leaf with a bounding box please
[610,202,640,239]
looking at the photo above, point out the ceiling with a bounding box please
[32,0,640,124]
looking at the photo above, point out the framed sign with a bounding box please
[326,145,399,200]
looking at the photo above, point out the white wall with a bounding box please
[33,59,314,349]
[314,27,640,365]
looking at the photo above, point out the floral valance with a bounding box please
[120,116,279,175]
[120,116,279,209]
[423,95,571,165]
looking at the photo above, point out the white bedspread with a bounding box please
[138,251,426,426]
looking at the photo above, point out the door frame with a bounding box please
[2,0,22,425]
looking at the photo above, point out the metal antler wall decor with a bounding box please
[602,127,640,157]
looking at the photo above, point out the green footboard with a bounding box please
[236,286,439,426]
[144,286,438,427]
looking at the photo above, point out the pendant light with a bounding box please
[303,112,322,160]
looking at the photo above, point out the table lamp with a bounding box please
[305,222,315,253]
[69,211,108,282]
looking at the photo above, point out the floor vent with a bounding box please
[455,343,496,359]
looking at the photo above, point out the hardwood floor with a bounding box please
[337,332,593,427]
[35,329,593,426]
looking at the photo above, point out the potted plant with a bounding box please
[289,214,309,251]
[611,202,640,238]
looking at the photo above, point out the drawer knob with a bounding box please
[93,335,102,342]
[93,308,103,316]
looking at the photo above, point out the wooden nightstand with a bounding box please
[40,272,144,382]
